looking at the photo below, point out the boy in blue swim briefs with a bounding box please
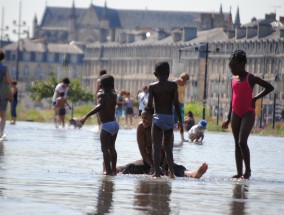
[80,74,119,176]
[146,61,183,178]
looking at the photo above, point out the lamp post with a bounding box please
[272,72,278,129]
[179,43,219,120]
[0,7,9,49]
[216,73,221,125]
[13,1,26,81]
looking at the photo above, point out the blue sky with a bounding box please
[1,0,284,41]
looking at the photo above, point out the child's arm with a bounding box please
[65,99,72,109]
[80,93,102,125]
[222,79,233,129]
[145,85,154,111]
[251,75,274,104]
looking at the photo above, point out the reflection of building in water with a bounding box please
[230,183,249,215]
[134,180,172,214]
[2,2,284,121]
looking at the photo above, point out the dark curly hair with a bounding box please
[229,50,247,64]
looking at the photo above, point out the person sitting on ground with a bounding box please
[117,109,208,179]
[188,119,207,142]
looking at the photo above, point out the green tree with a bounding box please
[29,74,57,102]
[29,74,94,105]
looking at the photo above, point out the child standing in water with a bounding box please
[55,92,71,127]
[222,50,274,179]
[146,61,183,178]
[80,74,119,176]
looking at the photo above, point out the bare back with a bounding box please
[56,97,66,109]
[97,90,117,123]
[148,80,178,115]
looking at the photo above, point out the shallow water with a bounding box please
[0,122,284,215]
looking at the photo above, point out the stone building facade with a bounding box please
[3,2,284,125]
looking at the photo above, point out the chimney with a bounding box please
[157,29,167,40]
[246,27,257,38]
[258,22,273,38]
[99,29,108,43]
[182,27,197,42]
[235,27,246,39]
[280,29,284,38]
[126,33,135,43]
[119,32,126,44]
[172,30,182,42]
[138,32,147,40]
[226,29,235,39]
[110,28,115,42]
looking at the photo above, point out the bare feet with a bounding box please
[191,163,208,179]
[242,171,251,179]
[152,172,161,178]
[168,171,176,179]
[232,174,243,179]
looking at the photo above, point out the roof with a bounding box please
[3,39,83,54]
[40,4,229,30]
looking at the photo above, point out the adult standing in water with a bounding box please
[222,50,274,179]
[10,80,18,124]
[0,50,12,140]
[174,72,190,142]
[51,77,70,128]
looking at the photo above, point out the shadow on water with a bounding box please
[134,179,171,215]
[230,183,249,215]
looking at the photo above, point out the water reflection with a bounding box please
[230,183,249,215]
[0,142,4,197]
[88,177,114,215]
[134,180,171,215]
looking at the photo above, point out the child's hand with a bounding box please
[222,120,230,129]
[77,119,84,128]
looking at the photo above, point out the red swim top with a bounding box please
[232,73,255,118]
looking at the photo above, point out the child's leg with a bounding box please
[163,128,175,178]
[100,130,112,175]
[109,132,118,175]
[231,112,243,178]
[238,112,255,179]
[152,124,163,177]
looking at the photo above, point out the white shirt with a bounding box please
[138,91,149,111]
[52,83,69,103]
[188,125,204,136]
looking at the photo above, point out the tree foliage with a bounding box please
[29,74,94,104]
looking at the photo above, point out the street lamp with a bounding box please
[179,43,219,120]
[13,1,26,81]
[0,7,9,49]
[272,72,279,129]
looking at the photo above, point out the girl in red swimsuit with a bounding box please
[222,50,274,179]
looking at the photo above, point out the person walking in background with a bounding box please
[184,111,195,131]
[80,74,119,176]
[146,61,184,178]
[137,86,149,116]
[0,50,12,141]
[116,90,125,125]
[10,80,18,125]
[51,77,70,127]
[125,91,134,128]
[222,50,274,180]
[174,72,190,142]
